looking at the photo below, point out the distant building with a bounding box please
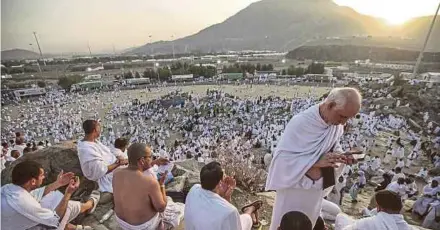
[355,60,414,70]
[219,73,243,80]
[86,65,104,72]
[84,74,102,81]
[420,72,440,83]
[13,88,46,98]
[304,74,334,82]
[171,74,194,81]
[255,71,279,80]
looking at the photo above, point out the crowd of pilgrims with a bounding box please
[1,84,440,229]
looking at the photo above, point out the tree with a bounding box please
[37,81,46,88]
[58,75,84,90]
[134,71,141,78]
[256,63,261,71]
[123,71,134,79]
[1,67,8,75]
[267,64,274,71]
[306,62,325,74]
[281,69,287,75]
[158,68,171,81]
[8,68,23,74]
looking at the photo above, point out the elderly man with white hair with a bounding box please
[266,87,361,230]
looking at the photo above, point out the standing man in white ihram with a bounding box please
[266,88,361,230]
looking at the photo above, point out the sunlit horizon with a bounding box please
[1,0,439,53]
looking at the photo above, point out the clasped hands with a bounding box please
[306,151,357,181]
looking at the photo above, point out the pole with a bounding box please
[112,44,116,56]
[171,35,175,59]
[33,32,46,66]
[29,43,43,86]
[412,2,440,78]
[88,42,92,56]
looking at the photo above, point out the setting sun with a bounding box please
[383,14,412,25]
[334,0,438,26]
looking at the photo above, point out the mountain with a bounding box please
[1,49,40,60]
[127,0,440,55]
[286,45,440,62]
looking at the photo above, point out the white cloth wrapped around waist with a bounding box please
[115,212,161,230]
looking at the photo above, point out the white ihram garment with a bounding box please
[184,184,252,230]
[335,212,413,230]
[1,184,81,230]
[78,140,116,193]
[265,104,344,229]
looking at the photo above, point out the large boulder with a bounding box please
[395,106,414,118]
[172,159,203,194]
[1,145,97,196]
[372,97,396,108]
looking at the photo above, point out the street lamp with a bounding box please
[281,59,286,64]
[155,62,160,83]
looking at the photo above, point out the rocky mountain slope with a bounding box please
[128,0,440,54]
[1,48,40,60]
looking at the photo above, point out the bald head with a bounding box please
[325,87,362,109]
[321,87,362,125]
[127,143,150,166]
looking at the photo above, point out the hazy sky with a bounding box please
[1,0,439,53]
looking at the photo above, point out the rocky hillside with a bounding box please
[286,45,440,62]
[127,0,440,54]
[1,49,40,60]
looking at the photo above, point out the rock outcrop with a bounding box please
[0,144,205,229]
[1,144,98,197]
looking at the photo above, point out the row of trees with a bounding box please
[121,63,217,81]
[222,63,274,74]
[281,62,325,76]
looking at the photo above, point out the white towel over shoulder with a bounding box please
[1,184,60,228]
[77,140,116,192]
[266,104,344,191]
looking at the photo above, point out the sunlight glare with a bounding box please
[384,15,410,25]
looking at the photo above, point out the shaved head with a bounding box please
[127,143,150,166]
[325,87,362,109]
[320,87,362,125]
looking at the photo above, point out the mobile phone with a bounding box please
[343,150,363,155]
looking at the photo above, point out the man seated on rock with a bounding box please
[1,160,100,230]
[78,120,128,193]
[113,143,184,230]
[185,161,263,230]
[4,149,20,167]
[12,136,26,157]
[335,190,412,230]
[111,137,129,159]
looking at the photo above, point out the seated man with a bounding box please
[335,190,412,230]
[185,161,263,230]
[111,137,129,159]
[278,211,313,230]
[391,167,405,182]
[386,178,407,199]
[78,120,128,193]
[113,143,184,230]
[413,179,440,217]
[1,160,100,230]
[4,149,20,167]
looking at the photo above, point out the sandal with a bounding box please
[76,225,93,230]
[86,190,101,214]
[241,200,263,213]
